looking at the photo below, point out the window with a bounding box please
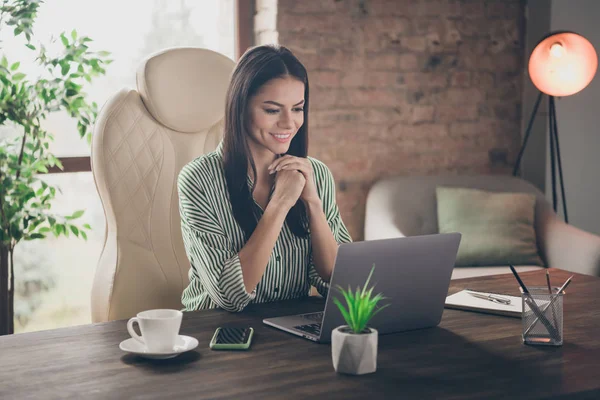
[2,0,242,333]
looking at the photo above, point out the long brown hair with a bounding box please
[223,44,310,241]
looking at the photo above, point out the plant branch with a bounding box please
[0,170,9,236]
[14,129,26,180]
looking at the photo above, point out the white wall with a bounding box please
[522,0,600,235]
[550,0,600,235]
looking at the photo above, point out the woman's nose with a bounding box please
[278,112,294,129]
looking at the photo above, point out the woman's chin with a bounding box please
[270,142,291,155]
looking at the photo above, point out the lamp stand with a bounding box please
[513,92,569,223]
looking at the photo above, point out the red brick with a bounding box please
[319,34,354,50]
[310,88,344,109]
[365,52,398,70]
[279,0,339,14]
[488,80,521,101]
[346,88,404,107]
[486,0,522,19]
[403,72,448,89]
[277,0,525,241]
[286,36,320,55]
[461,0,485,18]
[436,105,479,122]
[310,110,363,128]
[434,88,486,104]
[450,71,471,87]
[402,36,428,52]
[472,72,495,87]
[363,107,408,123]
[411,106,435,123]
[403,0,462,17]
[310,71,341,87]
[493,53,521,73]
[341,70,402,88]
[278,14,348,34]
[398,53,420,71]
[369,0,409,16]
[317,49,353,71]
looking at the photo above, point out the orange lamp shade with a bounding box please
[529,32,598,97]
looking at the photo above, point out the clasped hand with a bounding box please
[268,155,320,209]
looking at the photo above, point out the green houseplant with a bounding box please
[331,265,389,375]
[0,0,111,334]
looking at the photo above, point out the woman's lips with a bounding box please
[270,132,292,143]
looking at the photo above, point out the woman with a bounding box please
[178,44,352,312]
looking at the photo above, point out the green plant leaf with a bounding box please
[80,230,87,240]
[71,29,77,40]
[60,33,69,46]
[70,210,84,219]
[69,225,79,236]
[333,298,352,330]
[25,44,36,50]
[10,62,20,71]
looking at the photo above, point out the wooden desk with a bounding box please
[1,269,599,399]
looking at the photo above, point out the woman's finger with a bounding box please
[268,155,296,171]
[272,160,310,174]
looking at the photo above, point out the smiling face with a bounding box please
[247,76,305,162]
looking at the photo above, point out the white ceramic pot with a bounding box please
[331,325,378,375]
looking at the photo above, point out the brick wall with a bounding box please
[275,0,525,241]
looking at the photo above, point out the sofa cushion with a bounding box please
[451,265,544,280]
[437,187,544,267]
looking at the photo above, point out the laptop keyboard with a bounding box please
[299,312,323,322]
[294,323,321,336]
[292,312,324,336]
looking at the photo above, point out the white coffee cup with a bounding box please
[127,309,183,352]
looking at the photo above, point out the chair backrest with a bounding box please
[91,48,235,322]
[364,175,553,240]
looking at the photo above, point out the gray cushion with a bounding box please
[437,187,543,267]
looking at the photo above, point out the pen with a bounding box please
[523,275,573,335]
[546,270,558,331]
[509,265,560,339]
[466,290,512,305]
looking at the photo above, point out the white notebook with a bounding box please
[445,289,522,318]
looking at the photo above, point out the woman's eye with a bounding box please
[293,108,304,112]
[264,109,279,114]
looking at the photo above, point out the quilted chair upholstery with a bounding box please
[90,48,235,322]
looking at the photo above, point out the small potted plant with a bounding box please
[331,265,389,375]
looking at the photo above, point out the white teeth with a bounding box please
[273,134,290,139]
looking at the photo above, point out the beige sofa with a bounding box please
[364,175,600,279]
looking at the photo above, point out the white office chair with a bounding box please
[90,48,235,322]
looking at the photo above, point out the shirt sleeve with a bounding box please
[178,164,256,312]
[308,159,353,297]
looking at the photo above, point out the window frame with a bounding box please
[48,0,254,175]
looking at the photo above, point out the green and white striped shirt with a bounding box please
[178,142,352,312]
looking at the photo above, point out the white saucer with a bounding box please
[119,335,199,359]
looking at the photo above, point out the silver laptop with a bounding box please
[263,233,461,343]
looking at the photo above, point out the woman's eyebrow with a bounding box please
[263,100,305,107]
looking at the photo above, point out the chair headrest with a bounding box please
[136,47,235,133]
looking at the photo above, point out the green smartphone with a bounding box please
[209,327,254,350]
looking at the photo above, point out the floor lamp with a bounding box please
[513,31,598,223]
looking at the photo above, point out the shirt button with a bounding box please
[275,256,281,262]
